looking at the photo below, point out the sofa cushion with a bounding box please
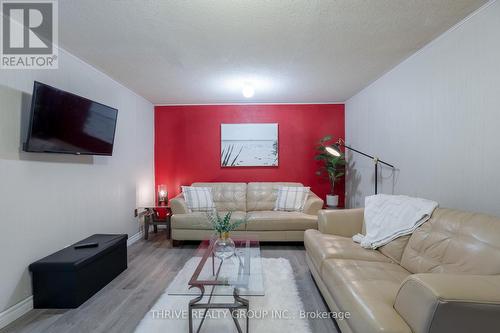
[322,259,412,333]
[192,182,247,212]
[171,211,247,231]
[274,186,310,212]
[401,208,500,274]
[246,182,303,211]
[378,235,411,264]
[180,186,216,212]
[245,211,317,231]
[304,229,392,273]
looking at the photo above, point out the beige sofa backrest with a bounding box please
[192,182,247,212]
[378,235,411,264]
[401,208,500,275]
[246,182,303,211]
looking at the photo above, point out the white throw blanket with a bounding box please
[353,194,438,249]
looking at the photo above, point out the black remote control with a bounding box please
[74,242,98,249]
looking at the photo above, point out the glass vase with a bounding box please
[213,232,235,260]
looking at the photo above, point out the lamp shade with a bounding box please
[325,145,342,157]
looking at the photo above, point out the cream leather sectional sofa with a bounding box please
[170,182,324,242]
[305,207,500,333]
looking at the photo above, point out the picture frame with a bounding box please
[220,123,279,167]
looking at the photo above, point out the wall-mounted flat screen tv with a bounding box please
[24,81,118,156]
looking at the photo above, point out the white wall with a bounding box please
[0,48,154,313]
[345,1,500,216]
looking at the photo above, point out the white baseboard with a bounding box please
[127,229,143,246]
[0,230,144,329]
[0,296,33,330]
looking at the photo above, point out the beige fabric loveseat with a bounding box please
[305,207,500,333]
[170,182,324,242]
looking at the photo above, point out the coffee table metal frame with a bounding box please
[188,239,253,333]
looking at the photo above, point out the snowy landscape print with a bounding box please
[221,123,278,167]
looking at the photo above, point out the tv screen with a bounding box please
[24,81,118,156]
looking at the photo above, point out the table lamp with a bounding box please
[157,184,168,206]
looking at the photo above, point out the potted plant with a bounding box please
[315,135,346,207]
[208,211,247,259]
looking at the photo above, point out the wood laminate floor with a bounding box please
[1,232,339,333]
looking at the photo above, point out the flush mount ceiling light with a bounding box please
[242,83,255,98]
[216,75,279,99]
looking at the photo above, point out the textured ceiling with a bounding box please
[58,0,487,104]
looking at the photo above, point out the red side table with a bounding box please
[136,206,172,240]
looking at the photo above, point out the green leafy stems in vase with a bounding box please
[208,211,248,259]
[208,211,248,239]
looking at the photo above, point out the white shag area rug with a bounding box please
[134,257,312,333]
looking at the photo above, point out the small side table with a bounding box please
[136,206,172,240]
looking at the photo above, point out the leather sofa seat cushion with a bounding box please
[246,182,303,211]
[245,211,317,231]
[171,211,247,231]
[304,229,392,274]
[322,259,412,333]
[192,183,247,212]
[401,208,500,274]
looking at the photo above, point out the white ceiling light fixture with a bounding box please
[242,83,255,98]
[216,75,280,100]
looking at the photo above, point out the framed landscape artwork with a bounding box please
[220,123,278,167]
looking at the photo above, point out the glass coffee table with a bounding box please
[167,237,264,333]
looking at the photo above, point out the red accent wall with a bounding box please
[155,104,345,207]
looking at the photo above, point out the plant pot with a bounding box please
[213,232,235,260]
[326,194,339,207]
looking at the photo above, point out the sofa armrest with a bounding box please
[170,194,189,214]
[317,208,364,236]
[394,274,500,333]
[303,192,324,215]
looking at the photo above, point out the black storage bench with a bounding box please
[29,234,128,308]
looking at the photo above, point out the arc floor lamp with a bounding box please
[326,139,395,195]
